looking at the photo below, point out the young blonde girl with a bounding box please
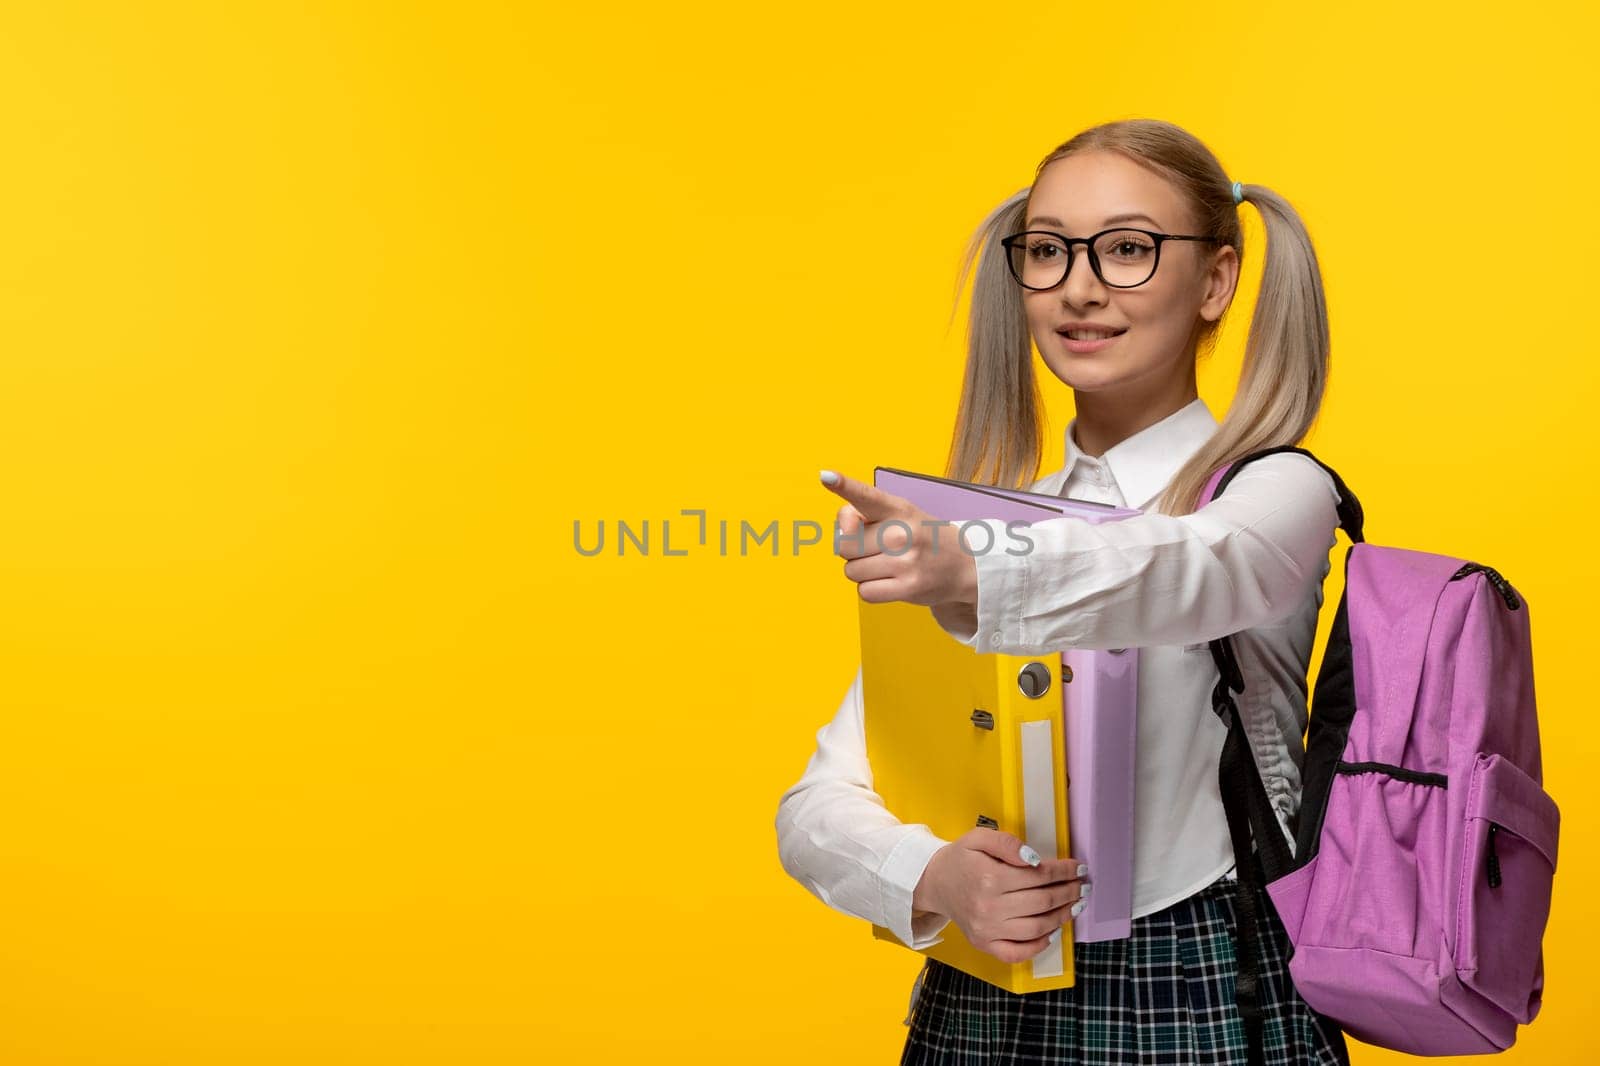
[776,118,1351,1064]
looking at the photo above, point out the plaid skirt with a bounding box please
[899,873,1349,1065]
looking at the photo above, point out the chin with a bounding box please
[1041,359,1130,391]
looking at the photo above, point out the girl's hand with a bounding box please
[914,828,1090,963]
[820,469,978,609]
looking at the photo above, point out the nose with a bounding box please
[1061,243,1107,306]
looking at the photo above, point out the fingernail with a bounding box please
[1080,882,1093,899]
[1070,900,1085,918]
[1019,844,1041,866]
[819,469,840,486]
[1047,927,1062,945]
[1076,864,1088,878]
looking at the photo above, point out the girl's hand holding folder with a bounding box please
[915,827,1090,963]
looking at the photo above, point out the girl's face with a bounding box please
[1020,151,1236,398]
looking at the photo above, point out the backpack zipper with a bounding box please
[1449,562,1521,610]
[1486,822,1502,888]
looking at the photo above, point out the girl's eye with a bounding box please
[1028,241,1063,261]
[1103,238,1154,260]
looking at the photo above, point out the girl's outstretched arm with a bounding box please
[937,452,1341,654]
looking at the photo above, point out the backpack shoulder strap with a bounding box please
[1197,444,1362,872]
[1197,444,1361,1066]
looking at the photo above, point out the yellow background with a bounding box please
[0,1,1592,1062]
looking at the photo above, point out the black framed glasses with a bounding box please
[999,227,1225,290]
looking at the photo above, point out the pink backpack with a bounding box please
[1200,447,1559,1063]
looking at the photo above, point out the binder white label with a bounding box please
[1020,718,1064,979]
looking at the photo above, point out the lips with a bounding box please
[1056,328,1126,354]
[1058,327,1128,340]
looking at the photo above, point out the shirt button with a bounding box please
[989,633,1003,647]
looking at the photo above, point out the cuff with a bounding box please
[969,519,1030,653]
[880,827,953,950]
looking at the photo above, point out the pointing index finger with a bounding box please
[819,469,902,522]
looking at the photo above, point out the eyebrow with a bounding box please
[1025,212,1165,230]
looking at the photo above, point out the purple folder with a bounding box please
[873,466,1140,942]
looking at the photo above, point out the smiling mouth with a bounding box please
[1058,328,1128,340]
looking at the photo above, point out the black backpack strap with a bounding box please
[1210,636,1295,882]
[1210,638,1292,1066]
[1200,445,1359,1066]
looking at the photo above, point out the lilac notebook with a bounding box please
[873,466,1140,942]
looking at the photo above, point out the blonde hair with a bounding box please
[942,118,1330,517]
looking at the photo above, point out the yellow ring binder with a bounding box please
[860,597,1076,993]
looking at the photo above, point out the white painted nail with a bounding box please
[1047,927,1062,945]
[819,469,840,486]
[1019,844,1041,866]
[1070,900,1086,918]
[1076,864,1088,878]
[1080,882,1093,899]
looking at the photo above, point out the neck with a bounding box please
[1070,375,1199,457]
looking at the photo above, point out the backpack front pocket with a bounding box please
[1453,752,1560,1024]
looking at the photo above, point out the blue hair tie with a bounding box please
[1231,180,1244,205]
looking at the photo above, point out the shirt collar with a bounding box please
[1061,396,1219,509]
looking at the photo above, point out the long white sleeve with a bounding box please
[775,667,954,949]
[936,452,1341,654]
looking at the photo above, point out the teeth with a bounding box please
[1065,329,1120,340]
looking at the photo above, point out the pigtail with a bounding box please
[941,188,1044,489]
[1151,181,1331,516]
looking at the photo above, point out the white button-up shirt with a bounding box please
[775,397,1342,950]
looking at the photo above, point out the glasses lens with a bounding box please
[1094,229,1158,287]
[1008,233,1071,290]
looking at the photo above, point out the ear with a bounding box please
[1197,243,1239,324]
